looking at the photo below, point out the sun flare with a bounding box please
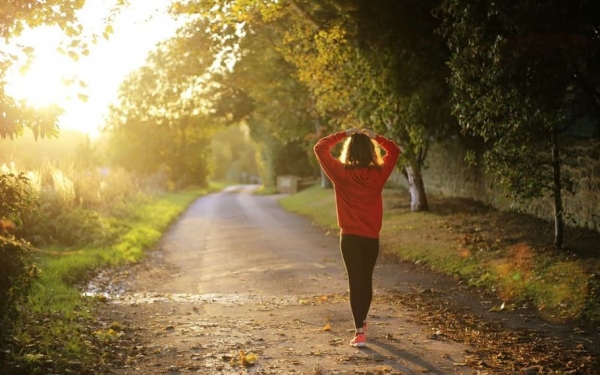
[8,57,79,109]
[4,0,181,139]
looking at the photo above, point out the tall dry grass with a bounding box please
[1,160,161,247]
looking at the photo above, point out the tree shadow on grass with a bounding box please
[425,193,600,260]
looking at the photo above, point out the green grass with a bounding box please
[278,185,338,230]
[7,185,217,373]
[279,185,599,324]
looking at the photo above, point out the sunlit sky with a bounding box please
[5,0,182,139]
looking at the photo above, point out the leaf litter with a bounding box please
[383,290,600,374]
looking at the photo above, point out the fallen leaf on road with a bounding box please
[228,350,258,367]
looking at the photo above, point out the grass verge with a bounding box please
[3,185,221,375]
[279,185,600,325]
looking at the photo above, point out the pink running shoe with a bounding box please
[350,333,366,348]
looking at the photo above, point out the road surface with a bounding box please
[93,185,496,374]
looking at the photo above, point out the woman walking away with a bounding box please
[314,127,401,348]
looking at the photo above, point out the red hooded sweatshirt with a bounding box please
[314,131,401,239]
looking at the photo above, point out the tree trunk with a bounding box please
[551,130,564,249]
[405,163,429,212]
[259,143,277,189]
[320,169,332,188]
[313,111,332,189]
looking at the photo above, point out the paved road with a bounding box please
[157,184,346,297]
[103,185,479,374]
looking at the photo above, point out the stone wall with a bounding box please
[390,138,600,233]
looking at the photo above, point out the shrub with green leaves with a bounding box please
[0,173,39,345]
[25,206,122,247]
[12,163,141,248]
[0,238,39,345]
[0,172,36,227]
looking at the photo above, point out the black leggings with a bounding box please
[340,234,379,329]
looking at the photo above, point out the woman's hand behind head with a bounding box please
[360,128,376,139]
[345,127,360,136]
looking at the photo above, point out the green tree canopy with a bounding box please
[171,0,456,210]
[105,20,221,186]
[163,2,320,187]
[440,0,600,248]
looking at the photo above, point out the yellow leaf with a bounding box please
[322,323,331,331]
[488,302,506,312]
[242,352,257,365]
[67,51,79,61]
[235,350,257,366]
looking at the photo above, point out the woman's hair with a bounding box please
[339,133,383,169]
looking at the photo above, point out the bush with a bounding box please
[12,163,143,247]
[0,172,39,345]
[0,172,36,226]
[24,206,122,247]
[0,238,39,345]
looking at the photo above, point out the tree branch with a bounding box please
[288,0,323,30]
